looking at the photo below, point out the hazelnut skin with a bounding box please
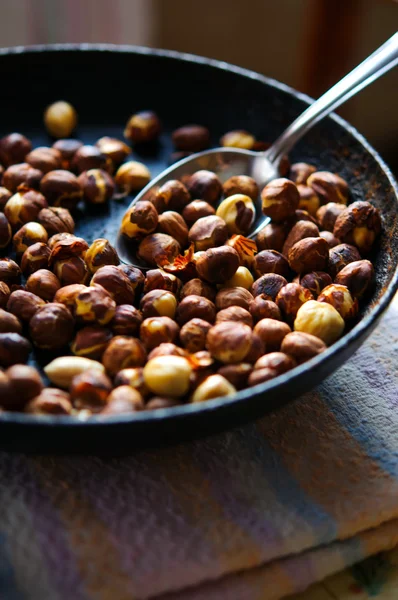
[282,220,319,257]
[180,278,215,302]
[118,265,145,294]
[44,101,77,138]
[0,213,12,248]
[176,294,216,325]
[191,374,236,402]
[140,289,177,319]
[251,273,287,300]
[140,316,180,350]
[334,260,374,298]
[249,295,281,322]
[253,249,290,278]
[40,170,83,209]
[172,125,210,152]
[317,202,346,232]
[111,305,143,336]
[318,283,358,320]
[307,171,349,205]
[102,336,147,377]
[328,243,362,279]
[196,245,240,283]
[74,285,116,326]
[101,386,145,414]
[25,388,72,415]
[2,163,43,192]
[121,201,158,239]
[225,235,257,268]
[0,282,11,308]
[333,201,381,255]
[300,271,332,298]
[182,200,215,226]
[71,145,112,174]
[13,222,48,256]
[78,169,115,204]
[186,170,222,205]
[54,283,87,312]
[294,300,345,345]
[320,230,340,248]
[216,194,255,236]
[0,258,21,285]
[124,110,161,143]
[220,130,255,149]
[85,238,119,273]
[71,325,113,360]
[206,321,252,364]
[21,242,51,276]
[143,269,181,296]
[5,188,48,229]
[180,318,212,352]
[281,331,326,364]
[222,175,259,201]
[29,303,75,349]
[53,256,89,286]
[0,332,31,367]
[52,139,83,168]
[91,265,136,305]
[189,215,228,251]
[275,283,313,323]
[223,266,254,290]
[0,133,32,167]
[0,308,23,334]
[38,206,75,236]
[253,318,291,352]
[289,162,316,184]
[296,184,320,216]
[216,306,253,328]
[261,178,299,222]
[7,289,45,322]
[26,147,62,173]
[95,136,130,166]
[217,363,252,390]
[144,355,192,398]
[288,237,329,274]
[256,223,287,253]
[0,187,12,210]
[138,233,181,267]
[157,211,189,247]
[115,161,151,194]
[215,287,253,311]
[70,369,113,411]
[152,180,191,213]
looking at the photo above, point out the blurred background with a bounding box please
[0,0,397,173]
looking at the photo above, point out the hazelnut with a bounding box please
[217,363,252,390]
[114,367,149,397]
[157,211,189,247]
[251,273,287,300]
[91,265,136,305]
[0,282,10,308]
[0,133,32,167]
[25,388,72,415]
[44,356,105,388]
[0,213,11,248]
[115,160,151,193]
[318,283,358,320]
[74,285,116,325]
[249,295,281,322]
[124,110,161,143]
[140,289,177,320]
[320,230,340,248]
[71,145,112,174]
[253,318,291,351]
[111,305,143,336]
[2,163,43,192]
[44,101,77,138]
[333,201,381,255]
[282,220,319,257]
[317,202,346,232]
[289,162,316,184]
[249,352,296,385]
[144,269,182,296]
[180,318,212,352]
[152,180,191,213]
[140,316,179,350]
[13,221,48,255]
[21,242,51,276]
[121,201,159,241]
[217,194,256,236]
[70,369,112,411]
[0,258,21,285]
[78,169,115,204]
[275,283,313,323]
[145,397,181,410]
[216,306,253,328]
[175,294,216,326]
[48,232,76,251]
[101,386,145,414]
[138,233,181,267]
[0,187,12,210]
[0,332,31,367]
[38,206,75,236]
[83,238,119,274]
[49,234,88,263]
[222,175,259,201]
[144,355,193,398]
[192,374,236,402]
[95,136,130,166]
[206,321,252,363]
[30,303,75,349]
[25,269,60,301]
[294,300,344,345]
[196,245,239,283]
[297,184,320,216]
[118,265,145,294]
[288,237,329,274]
[0,163,3,183]
[7,289,45,322]
[5,188,48,229]
[328,243,362,278]
[147,343,188,360]
[307,171,349,205]
[188,215,228,251]
[290,209,319,226]
[52,139,83,169]
[2,364,44,409]
[26,146,62,173]
[40,169,83,209]
[180,278,215,302]
[261,178,299,222]
[172,124,210,152]
[102,336,147,377]
[299,271,332,298]
[253,249,290,278]
[281,331,326,364]
[220,130,255,149]
[54,283,87,311]
[223,266,254,290]
[53,256,89,286]
[182,200,215,226]
[186,170,222,205]
[215,287,253,311]
[71,325,113,360]
[334,260,374,298]
[0,308,22,334]
[225,235,257,268]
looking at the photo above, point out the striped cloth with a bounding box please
[1,296,398,600]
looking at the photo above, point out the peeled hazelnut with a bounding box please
[333,201,381,255]
[144,355,192,398]
[317,202,346,232]
[300,271,332,298]
[26,146,62,173]
[74,285,116,325]
[182,200,215,226]
[253,249,290,278]
[21,242,51,276]
[95,136,130,166]
[52,139,83,169]
[158,211,189,247]
[145,397,181,410]
[71,145,112,174]
[3,163,43,192]
[222,175,259,201]
[0,332,31,367]
[0,213,11,248]
[297,184,320,216]
[216,306,253,328]
[294,300,344,345]
[70,369,112,411]
[275,283,313,323]
[40,170,82,209]
[282,220,319,257]
[180,278,215,302]
[152,180,191,214]
[328,243,362,279]
[13,222,48,255]
[188,215,228,251]
[78,169,115,204]
[25,388,72,415]
[114,367,149,397]
[225,235,257,268]
[101,386,145,414]
[249,295,281,323]
[140,316,180,350]
[0,282,10,308]
[5,188,48,229]
[216,194,256,236]
[223,266,254,290]
[176,294,216,325]
[207,321,252,363]
[307,171,349,205]
[0,258,21,285]
[140,289,177,320]
[318,283,358,320]
[220,130,255,149]
[38,206,75,236]
[320,230,340,248]
[217,363,252,390]
[44,101,77,138]
[334,260,374,298]
[7,289,45,322]
[0,133,32,166]
[256,223,286,253]
[172,124,210,152]
[0,308,22,334]
[44,356,105,388]
[30,303,74,349]
[124,110,161,143]
[54,283,87,311]
[115,160,151,194]
[186,170,222,205]
[289,162,316,184]
[261,178,299,222]
[253,318,291,352]
[288,237,329,274]
[91,266,136,305]
[84,238,119,274]
[138,233,181,267]
[196,245,239,283]
[192,373,236,402]
[111,305,143,336]
[0,187,12,210]
[54,255,89,286]
[180,318,212,352]
[251,273,287,300]
[281,331,326,364]
[102,336,147,377]
[215,287,253,311]
[71,326,113,360]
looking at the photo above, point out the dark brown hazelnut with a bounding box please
[249,352,296,384]
[300,271,332,298]
[21,242,51,275]
[225,235,257,268]
[216,306,253,328]
[70,369,112,411]
[215,287,253,311]
[54,283,87,311]
[328,243,362,279]
[26,147,62,173]
[7,289,45,321]
[297,184,320,216]
[114,160,151,194]
[77,169,115,204]
[74,285,116,325]
[0,186,12,211]
[147,343,188,361]
[180,278,215,302]
[196,245,239,283]
[102,336,147,376]
[84,238,119,273]
[151,180,191,213]
[217,363,252,390]
[71,326,113,360]
[156,211,188,247]
[26,269,61,301]
[124,110,161,143]
[114,367,149,397]
[334,260,374,298]
[222,175,259,201]
[4,188,48,229]
[38,206,75,236]
[220,130,255,149]
[0,308,22,334]
[2,364,43,409]
[30,303,74,349]
[318,283,358,320]
[48,232,76,250]
[0,213,11,248]
[261,178,299,222]
[320,230,340,248]
[249,295,281,322]
[111,305,143,336]
[281,331,326,364]
[71,145,112,174]
[282,220,319,257]
[0,332,31,367]
[176,294,216,325]
[317,202,346,232]
[140,289,177,320]
[333,201,381,255]
[256,223,286,253]
[253,249,290,278]
[144,269,182,296]
[182,200,215,226]
[25,388,72,415]
[95,136,130,166]
[40,170,83,209]
[145,397,181,410]
[138,233,181,267]
[207,321,252,363]
[253,318,291,352]
[291,209,319,225]
[49,236,88,264]
[246,332,265,364]
[289,162,316,184]
[13,222,48,255]
[118,265,145,294]
[53,255,90,286]
[307,171,349,205]
[140,316,180,350]
[91,265,136,305]
[0,133,32,166]
[275,283,313,323]
[188,215,228,251]
[172,124,210,151]
[0,282,10,308]
[251,273,288,299]
[2,163,43,192]
[52,139,83,169]
[186,170,222,205]
[101,386,145,414]
[0,258,21,285]
[288,237,329,274]
[180,318,212,352]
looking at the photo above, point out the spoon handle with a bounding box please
[266,32,398,165]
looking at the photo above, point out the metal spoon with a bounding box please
[116,32,398,268]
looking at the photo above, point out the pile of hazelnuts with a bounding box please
[0,100,382,417]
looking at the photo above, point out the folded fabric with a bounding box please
[1,296,397,600]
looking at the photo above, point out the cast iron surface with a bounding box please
[0,44,397,453]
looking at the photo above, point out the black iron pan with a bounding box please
[0,44,397,453]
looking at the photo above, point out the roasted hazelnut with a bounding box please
[334,260,374,298]
[0,258,21,285]
[140,316,180,350]
[217,363,252,390]
[44,101,77,138]
[0,332,31,367]
[26,146,62,173]
[320,230,340,248]
[316,202,346,232]
[206,321,252,363]
[74,285,116,325]
[25,269,60,301]
[0,187,12,210]
[5,188,48,229]
[291,209,319,226]
[0,282,10,309]
[282,220,319,257]
[144,269,182,296]
[220,130,255,149]
[2,163,43,192]
[38,170,82,209]
[249,352,296,385]
[52,139,83,168]
[289,162,316,184]
[101,386,145,414]
[182,200,215,226]
[288,237,329,274]
[188,215,228,251]
[111,305,143,337]
[180,318,212,352]
[152,180,191,213]
[48,231,75,250]
[53,255,90,286]
[0,308,22,334]
[172,124,210,152]
[54,283,87,311]
[179,279,214,303]
[70,369,112,411]
[0,133,32,167]
[328,243,362,278]
[251,273,287,300]
[261,178,299,222]
[222,175,259,201]
[95,136,130,166]
[91,265,136,305]
[175,294,216,325]
[307,171,349,205]
[253,318,291,351]
[147,343,188,360]
[318,283,358,320]
[191,373,236,402]
[115,160,151,193]
[223,266,254,290]
[102,336,147,377]
[13,221,48,255]
[0,213,11,248]
[300,271,332,298]
[121,201,159,240]
[2,364,44,409]
[225,235,257,268]
[145,397,181,410]
[186,170,222,205]
[44,356,105,388]
[275,283,313,323]
[38,206,75,236]
[114,367,149,397]
[196,245,239,283]
[70,326,113,360]
[51,234,88,261]
[30,303,74,349]
[118,265,145,294]
[25,388,72,415]
[294,300,344,345]
[217,194,256,236]
[249,295,281,322]
[124,110,161,143]
[157,211,189,247]
[143,355,192,398]
[253,249,290,278]
[78,169,115,204]
[83,239,119,274]
[216,306,253,328]
[21,242,51,275]
[7,289,45,321]
[281,331,326,364]
[140,289,177,320]
[215,287,253,311]
[138,233,181,267]
[296,184,320,216]
[71,145,112,174]
[333,201,381,255]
